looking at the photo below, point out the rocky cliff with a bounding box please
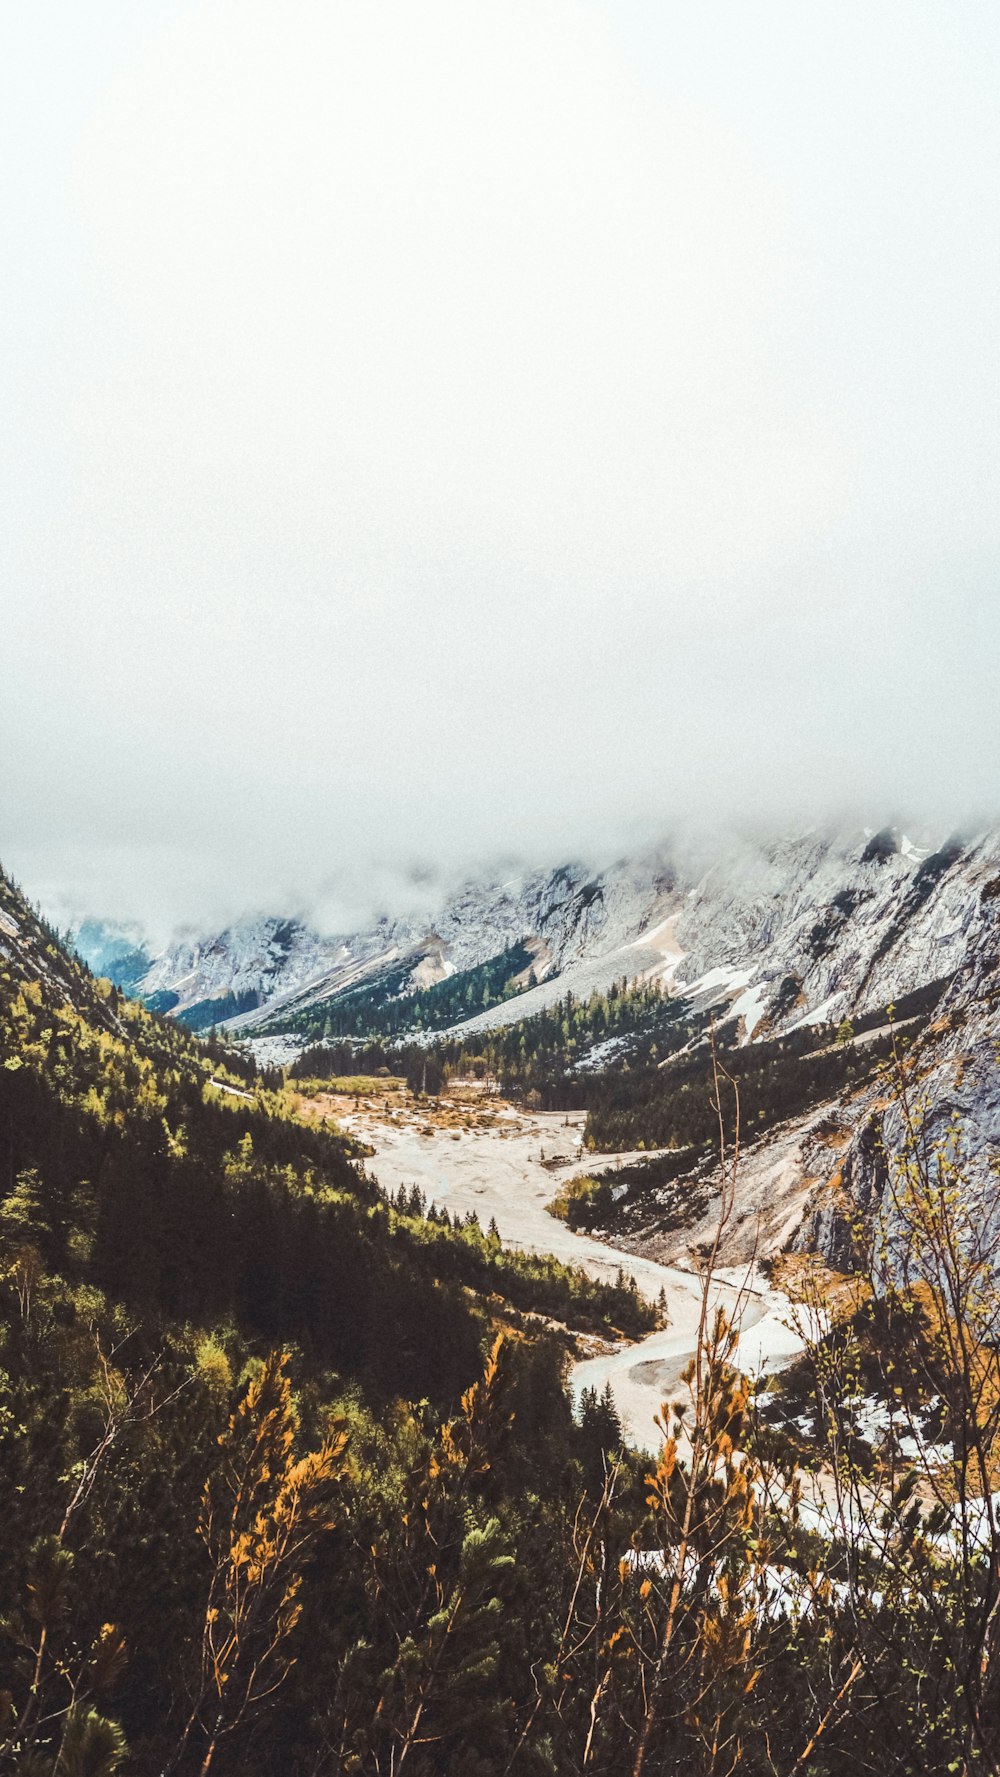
[74,825,998,1046]
[71,824,1000,1264]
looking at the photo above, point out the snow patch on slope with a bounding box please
[730,982,768,1038]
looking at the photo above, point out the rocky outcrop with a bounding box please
[76,851,677,1030]
[74,822,1000,1100]
[66,823,1000,1258]
[819,874,1000,1265]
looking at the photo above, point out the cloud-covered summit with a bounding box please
[3,1,999,927]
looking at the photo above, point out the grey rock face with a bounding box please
[70,823,1000,1255]
[671,828,998,1029]
[803,861,1000,1266]
[79,825,1000,1039]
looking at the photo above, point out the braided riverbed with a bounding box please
[335,1097,804,1451]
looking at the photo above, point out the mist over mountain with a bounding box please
[5,4,1000,1769]
[4,0,1000,932]
[65,817,979,1046]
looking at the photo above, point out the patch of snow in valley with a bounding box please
[846,1395,953,1468]
[209,1077,256,1101]
[575,1035,630,1071]
[898,1435,952,1465]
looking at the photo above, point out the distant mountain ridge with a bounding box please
[73,824,995,1054]
[25,822,1000,1283]
[74,853,673,1040]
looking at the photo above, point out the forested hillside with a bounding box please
[0,864,649,1770]
[301,973,943,1160]
[3,863,1000,1774]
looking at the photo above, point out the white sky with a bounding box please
[2,1,999,931]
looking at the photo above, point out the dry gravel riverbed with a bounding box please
[319,1090,804,1452]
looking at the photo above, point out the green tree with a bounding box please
[168,1351,349,1776]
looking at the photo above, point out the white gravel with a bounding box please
[345,1103,805,1452]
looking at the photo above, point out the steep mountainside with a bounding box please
[668,827,992,1035]
[70,825,1000,1271]
[0,862,669,1773]
[508,828,1000,1276]
[2,875,131,1036]
[75,825,996,1054]
[76,854,675,1036]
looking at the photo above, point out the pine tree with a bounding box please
[168,1351,349,1775]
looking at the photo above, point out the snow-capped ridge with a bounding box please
[73,824,1000,1064]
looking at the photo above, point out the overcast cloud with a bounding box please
[2,1,999,932]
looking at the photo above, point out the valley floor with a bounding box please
[314,1087,804,1450]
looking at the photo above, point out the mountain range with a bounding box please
[69,821,1000,1271]
[72,823,994,1048]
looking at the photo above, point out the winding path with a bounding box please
[339,1101,804,1452]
